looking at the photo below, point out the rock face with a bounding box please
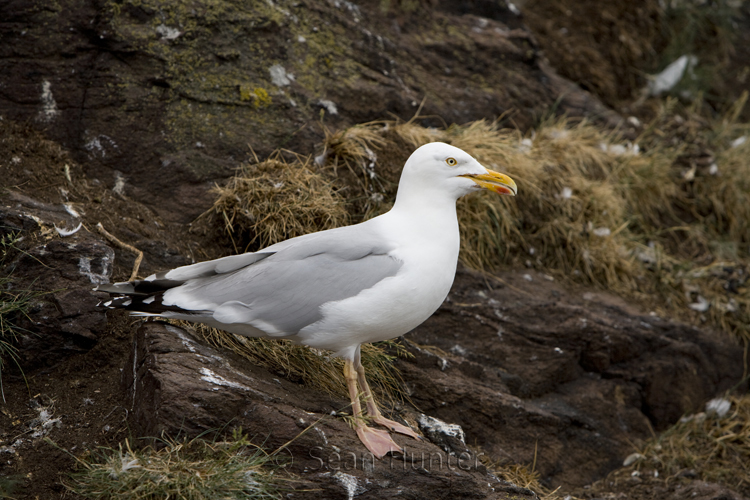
[124,322,535,500]
[0,204,113,370]
[400,267,745,489]
[122,268,745,493]
[0,0,620,224]
[0,143,746,497]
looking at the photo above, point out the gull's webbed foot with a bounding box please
[372,416,421,440]
[356,425,403,459]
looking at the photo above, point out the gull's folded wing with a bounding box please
[98,225,403,336]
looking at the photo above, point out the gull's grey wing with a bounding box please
[160,251,275,280]
[161,227,403,336]
[95,251,275,295]
[96,223,371,296]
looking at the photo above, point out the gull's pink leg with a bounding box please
[355,360,421,440]
[344,359,402,459]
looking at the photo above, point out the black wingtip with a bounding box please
[95,278,185,295]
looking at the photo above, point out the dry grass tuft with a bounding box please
[188,322,411,408]
[324,122,386,177]
[617,394,750,496]
[390,121,444,150]
[483,454,575,500]
[322,122,396,217]
[64,431,283,499]
[201,151,348,253]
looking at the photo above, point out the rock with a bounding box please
[402,267,745,489]
[0,0,621,224]
[665,481,745,500]
[115,266,746,493]
[0,205,113,370]
[124,321,532,500]
[417,414,468,456]
[0,119,198,281]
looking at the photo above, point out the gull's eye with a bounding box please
[446,157,458,167]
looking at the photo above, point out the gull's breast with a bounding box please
[296,235,459,353]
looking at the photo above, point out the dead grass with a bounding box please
[187,322,412,408]
[323,122,386,185]
[615,394,750,496]
[483,453,575,500]
[200,151,348,254]
[321,122,396,217]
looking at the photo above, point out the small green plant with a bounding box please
[0,474,23,499]
[0,230,39,402]
[64,430,284,500]
[0,278,38,402]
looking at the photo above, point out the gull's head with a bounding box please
[397,142,517,202]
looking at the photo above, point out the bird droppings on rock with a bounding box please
[78,254,113,285]
[38,80,59,122]
[269,64,294,87]
[199,367,253,392]
[112,171,126,195]
[705,398,731,418]
[332,471,367,500]
[417,414,467,454]
[155,24,181,40]
[318,99,339,115]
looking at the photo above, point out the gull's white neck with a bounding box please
[393,189,457,224]
[378,181,461,252]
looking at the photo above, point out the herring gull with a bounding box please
[97,142,517,458]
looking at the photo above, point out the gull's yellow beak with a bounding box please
[460,169,517,196]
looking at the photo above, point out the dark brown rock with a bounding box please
[124,321,533,500]
[117,266,746,494]
[0,204,113,371]
[402,267,746,489]
[0,0,621,224]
